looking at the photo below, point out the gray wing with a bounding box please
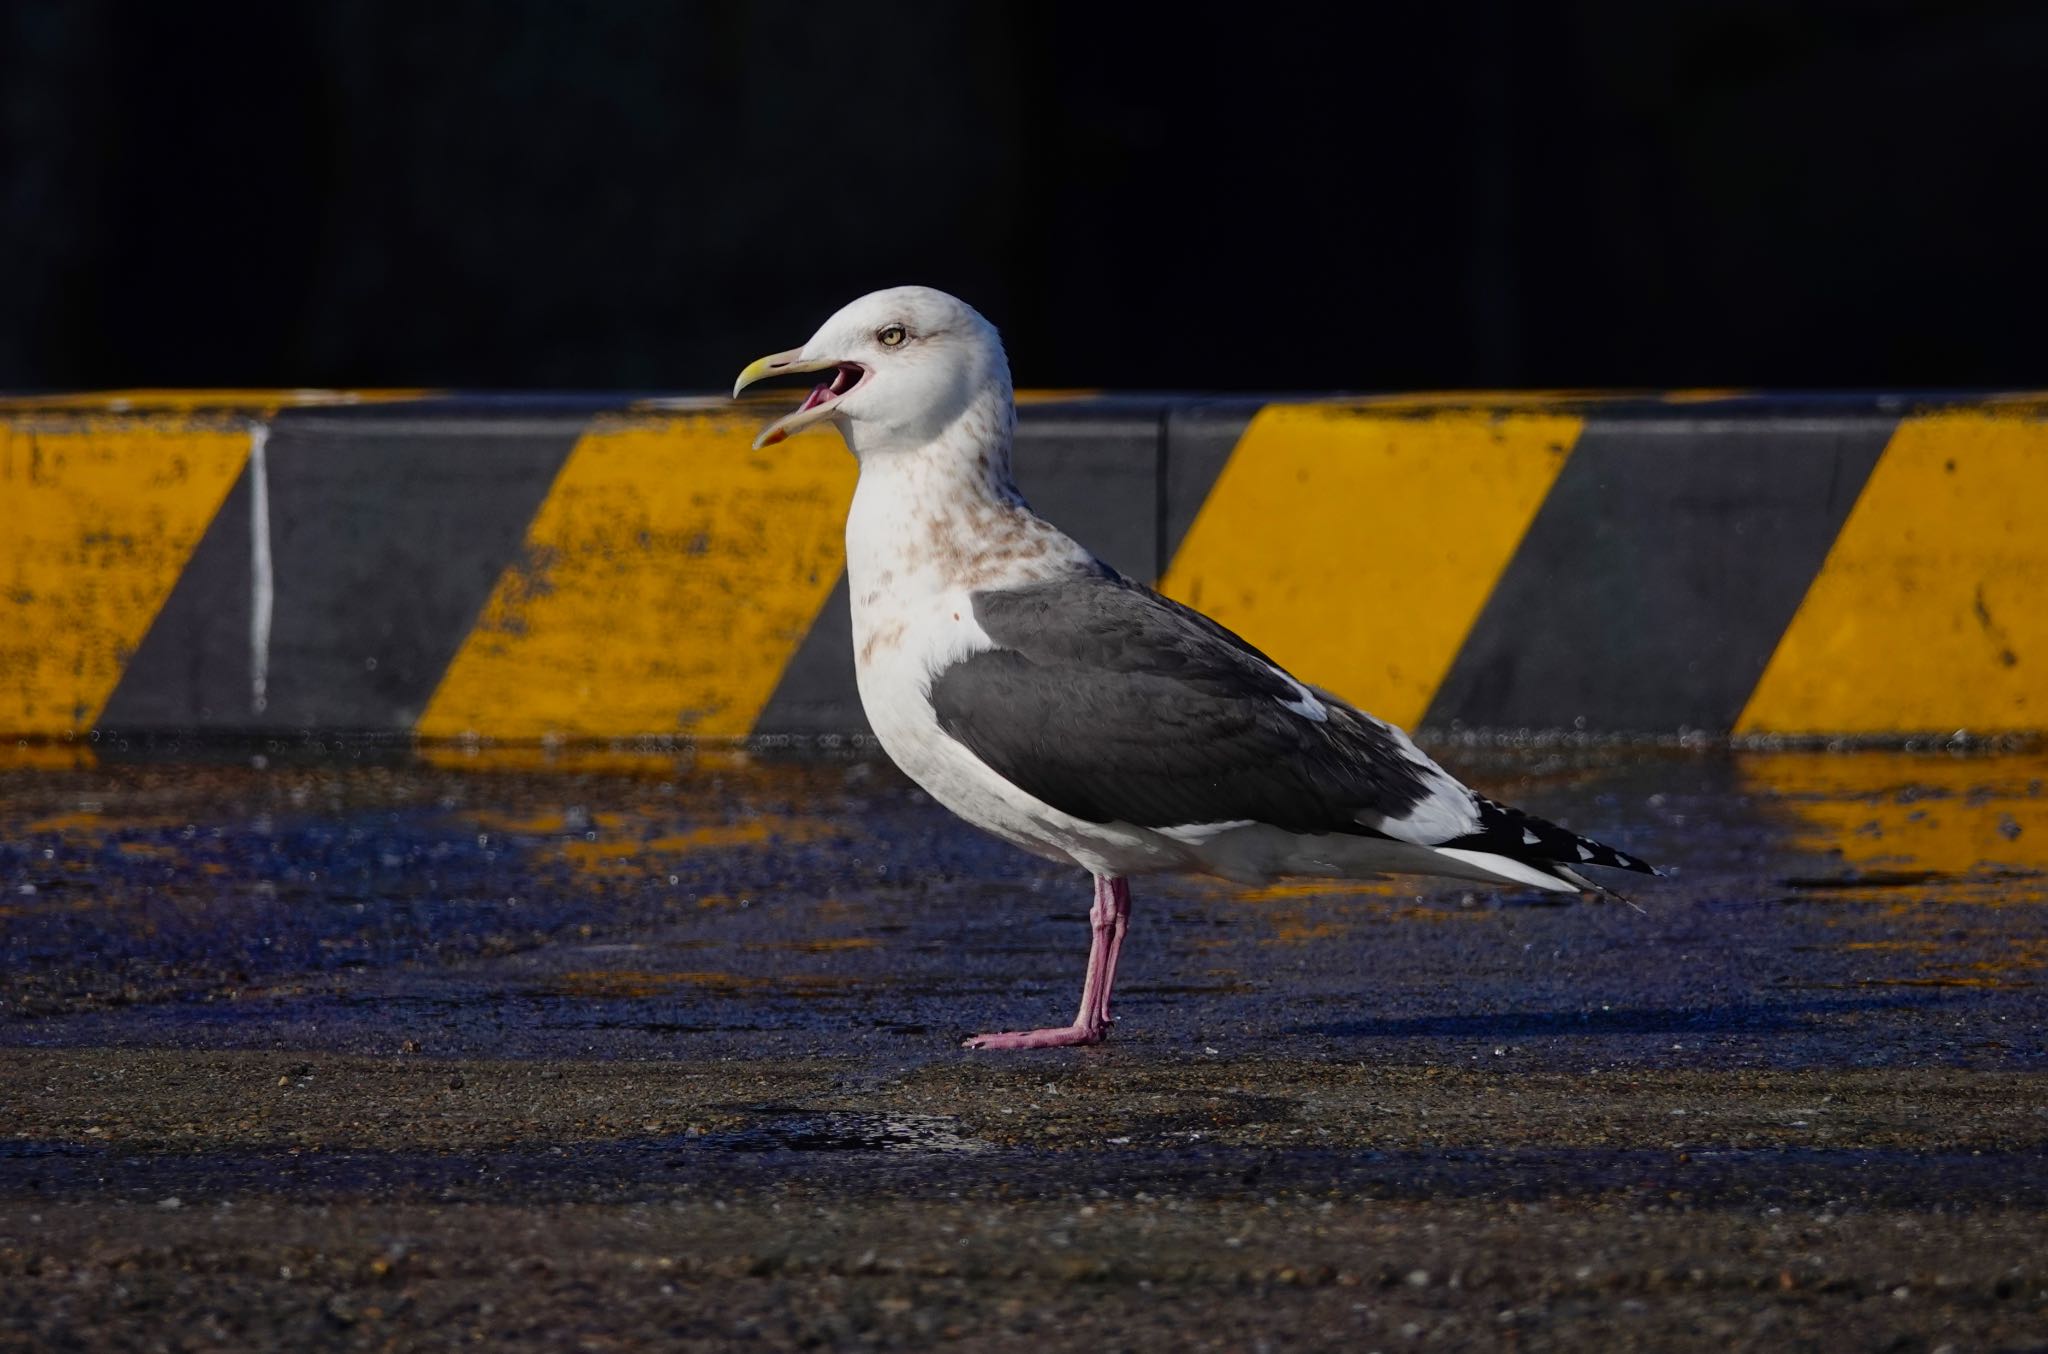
[926,569,1441,835]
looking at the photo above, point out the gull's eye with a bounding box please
[877,324,908,348]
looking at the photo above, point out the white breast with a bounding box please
[843,458,1185,878]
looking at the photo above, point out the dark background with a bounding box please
[3,1,2043,394]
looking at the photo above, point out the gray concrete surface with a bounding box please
[3,745,2045,1350]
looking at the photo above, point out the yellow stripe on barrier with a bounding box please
[1739,411,2048,735]
[1159,405,1580,729]
[418,414,857,740]
[0,417,250,733]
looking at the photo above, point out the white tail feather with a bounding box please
[1430,847,1577,893]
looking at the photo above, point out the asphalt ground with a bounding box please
[2,742,2045,1351]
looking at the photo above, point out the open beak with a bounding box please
[732,347,869,449]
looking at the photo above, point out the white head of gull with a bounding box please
[736,286,1656,1051]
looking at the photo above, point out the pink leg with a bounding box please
[1095,877,1131,1024]
[965,876,1132,1050]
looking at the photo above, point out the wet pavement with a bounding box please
[3,743,2046,1350]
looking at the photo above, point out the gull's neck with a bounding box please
[857,385,1022,509]
[844,391,1084,604]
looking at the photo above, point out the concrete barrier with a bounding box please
[3,390,2043,747]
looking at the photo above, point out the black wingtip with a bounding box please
[1456,797,1658,879]
[1554,864,1650,914]
[1596,844,1660,877]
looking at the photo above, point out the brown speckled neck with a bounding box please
[844,389,1090,610]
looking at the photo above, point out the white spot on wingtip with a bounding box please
[1576,843,1595,861]
[1522,828,1541,846]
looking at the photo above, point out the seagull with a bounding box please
[734,286,1655,1050]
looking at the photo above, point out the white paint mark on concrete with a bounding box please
[249,423,274,716]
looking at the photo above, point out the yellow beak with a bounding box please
[732,347,847,449]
